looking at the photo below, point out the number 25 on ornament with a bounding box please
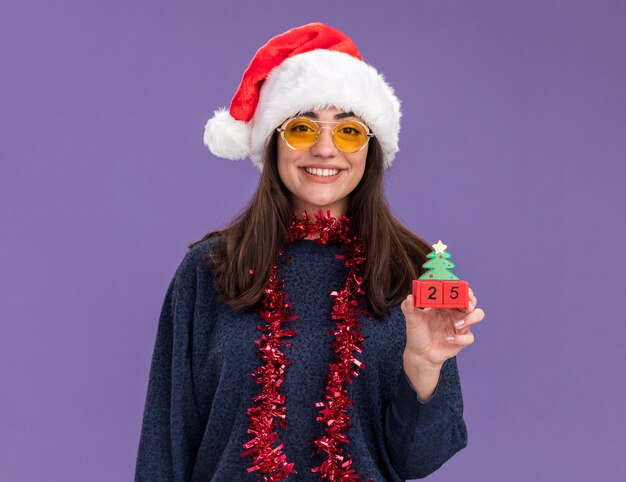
[412,240,469,309]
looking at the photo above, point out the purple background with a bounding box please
[2,1,624,480]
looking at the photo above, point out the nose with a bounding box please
[310,126,338,157]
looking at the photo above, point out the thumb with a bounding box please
[402,294,416,314]
[402,294,431,315]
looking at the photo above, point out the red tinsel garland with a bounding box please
[241,209,374,481]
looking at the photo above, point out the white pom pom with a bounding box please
[203,107,251,160]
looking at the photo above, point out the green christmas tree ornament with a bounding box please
[418,240,460,281]
[413,240,469,309]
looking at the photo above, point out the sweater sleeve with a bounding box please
[384,356,468,480]
[135,253,205,481]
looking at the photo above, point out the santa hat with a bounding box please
[203,22,402,171]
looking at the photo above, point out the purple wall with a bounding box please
[2,1,624,480]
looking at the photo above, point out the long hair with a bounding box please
[189,130,432,318]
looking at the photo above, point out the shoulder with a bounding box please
[173,235,223,287]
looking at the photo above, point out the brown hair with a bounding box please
[188,131,432,318]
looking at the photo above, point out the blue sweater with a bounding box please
[135,237,468,481]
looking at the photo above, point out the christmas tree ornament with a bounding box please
[412,240,469,309]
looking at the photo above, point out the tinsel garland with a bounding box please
[241,209,374,481]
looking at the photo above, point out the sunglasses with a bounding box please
[276,116,374,153]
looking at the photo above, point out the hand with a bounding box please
[400,287,485,368]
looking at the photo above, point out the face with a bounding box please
[277,107,369,219]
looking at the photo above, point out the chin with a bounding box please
[304,199,337,210]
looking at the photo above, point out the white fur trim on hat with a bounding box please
[203,107,251,160]
[204,49,402,171]
[249,49,401,171]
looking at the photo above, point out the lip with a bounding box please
[302,164,345,170]
[300,167,344,183]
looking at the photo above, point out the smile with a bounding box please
[304,167,340,177]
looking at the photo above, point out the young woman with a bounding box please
[135,22,484,482]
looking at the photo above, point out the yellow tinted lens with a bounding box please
[283,118,318,149]
[334,121,368,152]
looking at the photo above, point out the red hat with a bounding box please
[203,22,402,170]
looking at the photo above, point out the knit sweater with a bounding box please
[135,236,468,481]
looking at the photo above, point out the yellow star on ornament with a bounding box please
[432,240,447,254]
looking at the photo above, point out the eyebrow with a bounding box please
[299,111,357,120]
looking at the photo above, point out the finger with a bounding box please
[461,295,480,314]
[453,308,485,330]
[401,294,416,314]
[472,307,485,324]
[457,299,476,314]
[403,294,433,314]
[465,307,485,326]
[454,321,472,335]
[468,287,477,306]
[447,332,475,346]
[454,324,463,335]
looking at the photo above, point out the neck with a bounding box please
[291,195,348,219]
[291,201,347,222]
